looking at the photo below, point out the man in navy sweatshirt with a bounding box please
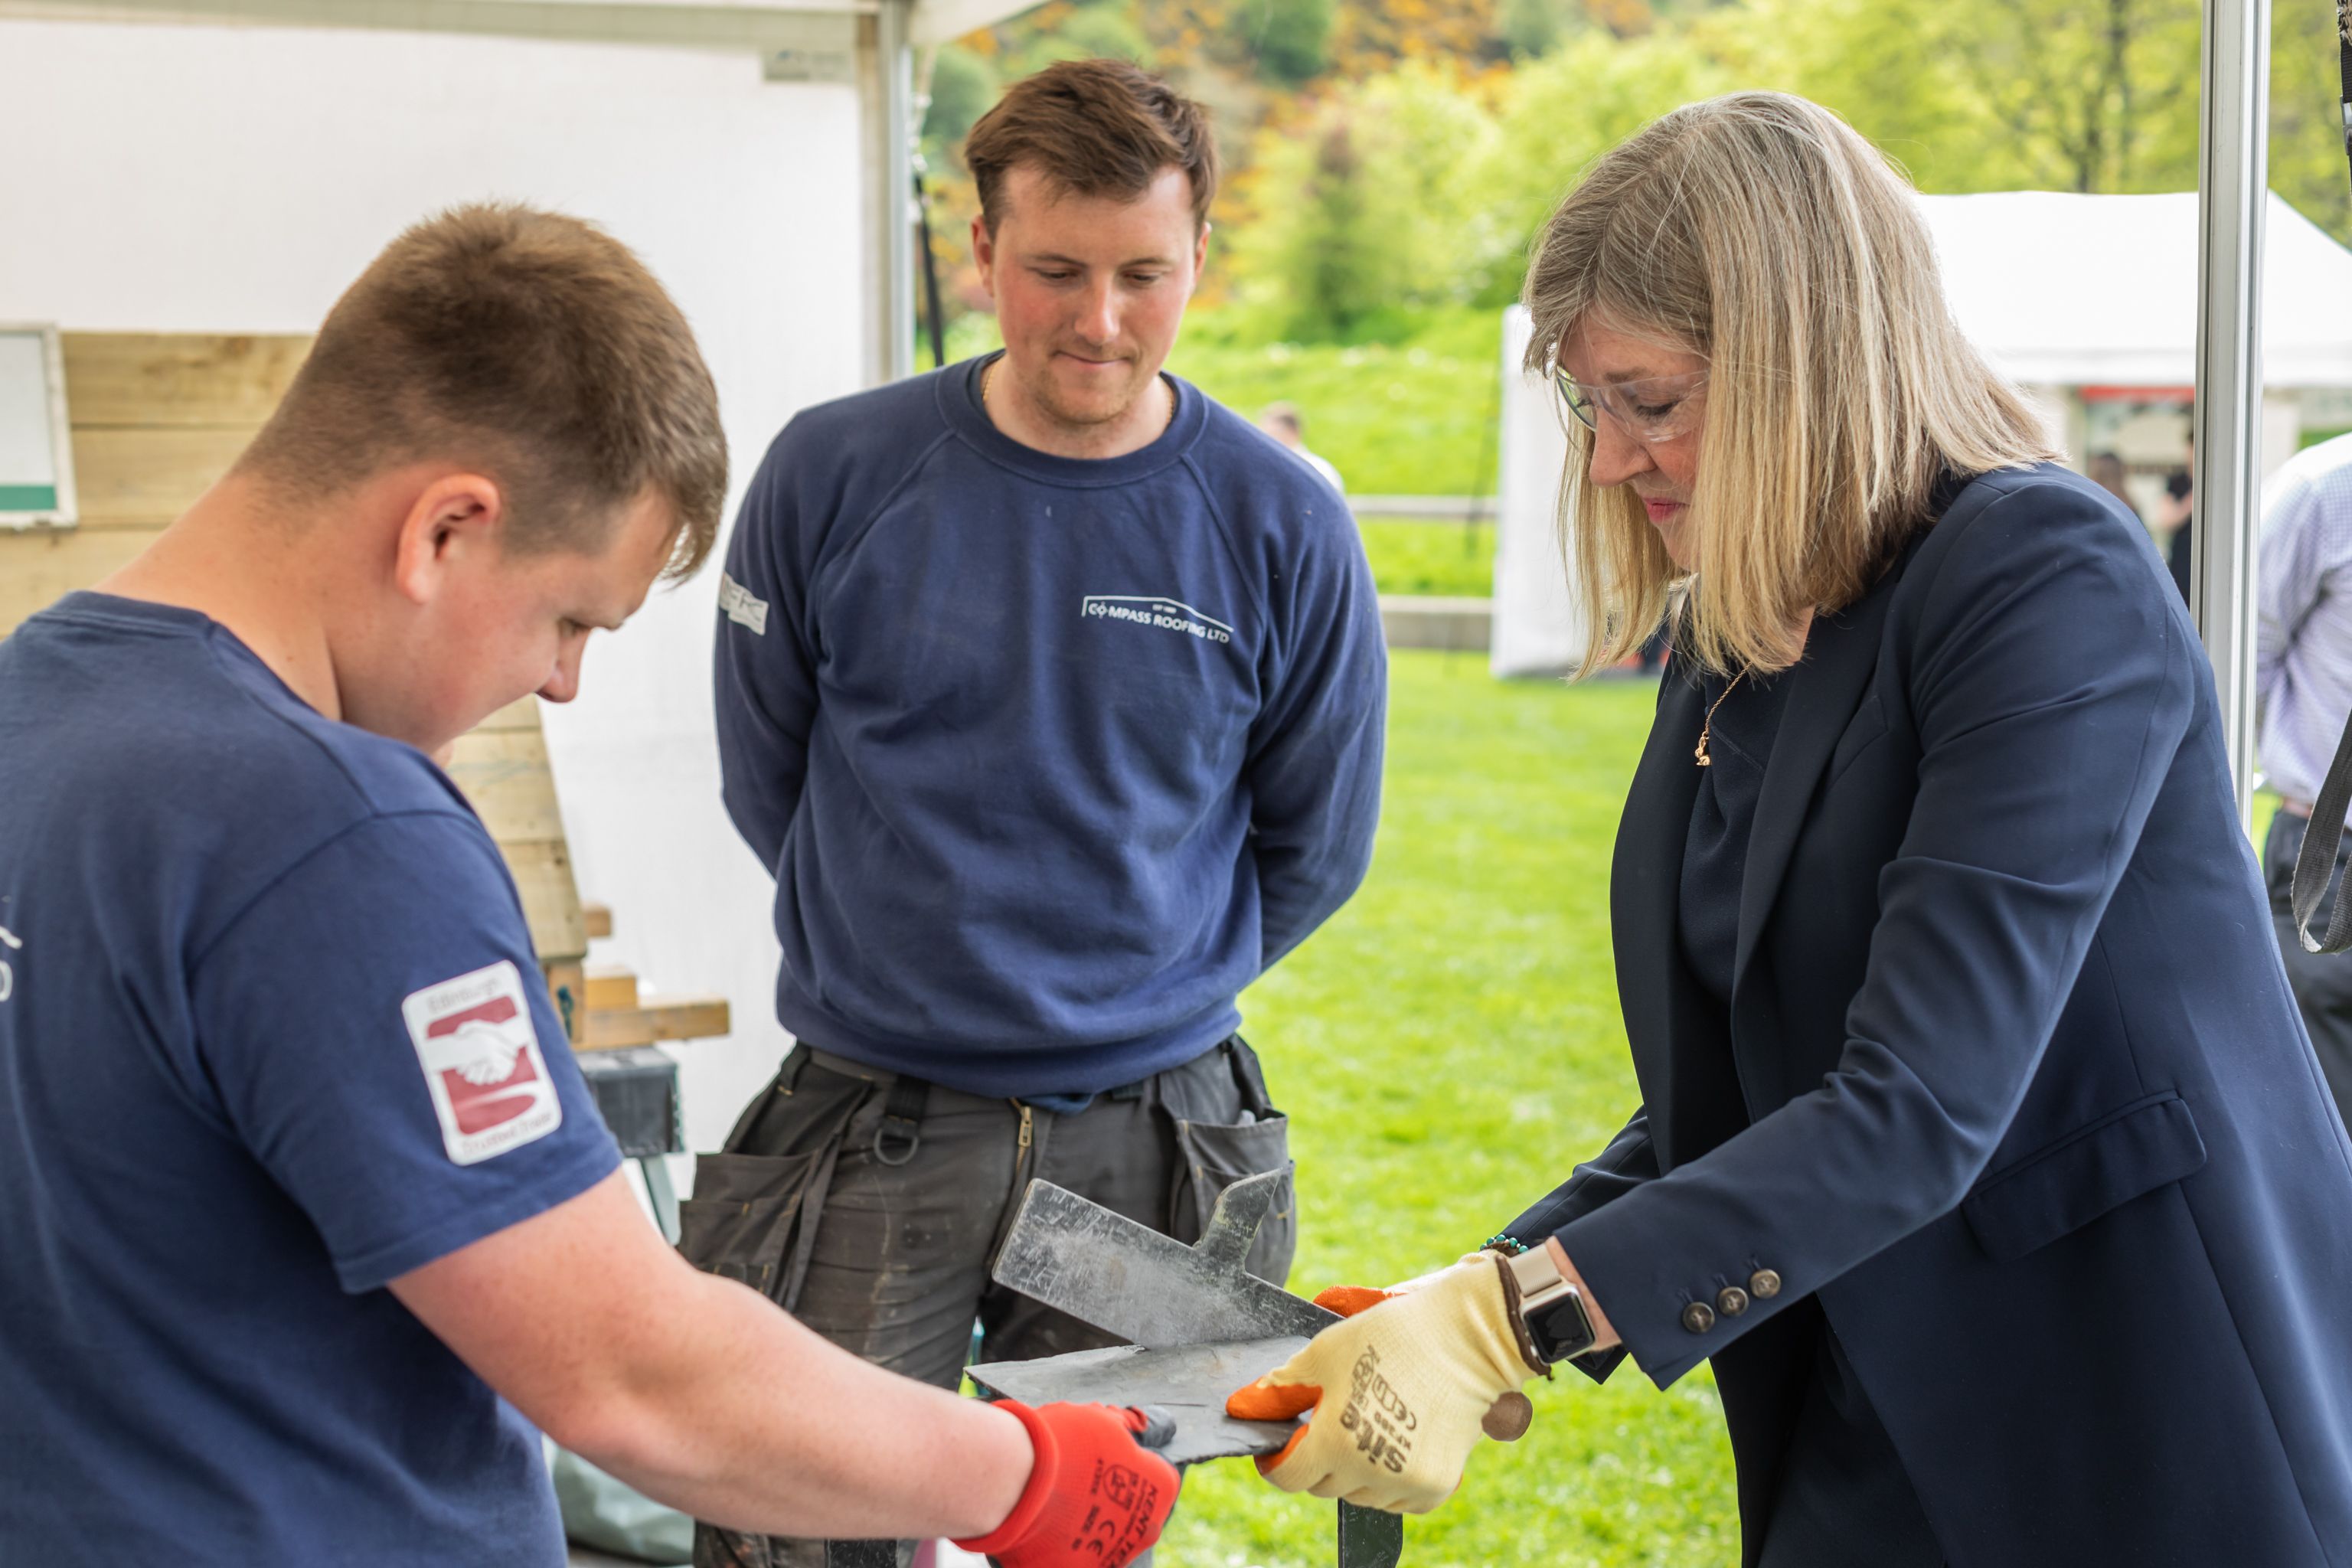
[704,57,1386,1568]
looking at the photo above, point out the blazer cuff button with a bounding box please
[1716,1285,1750,1317]
[1680,1301,1717,1334]
[1749,1269,1782,1299]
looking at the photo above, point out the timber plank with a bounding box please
[584,964,639,1011]
[498,838,590,966]
[443,728,568,842]
[0,526,160,639]
[70,426,254,523]
[62,333,311,427]
[581,995,730,1052]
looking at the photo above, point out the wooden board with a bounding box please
[584,964,639,1011]
[581,995,731,1052]
[442,729,571,843]
[0,524,160,640]
[67,426,255,524]
[61,334,310,429]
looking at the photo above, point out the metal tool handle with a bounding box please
[1338,1500,1404,1568]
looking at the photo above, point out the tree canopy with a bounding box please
[918,0,2352,343]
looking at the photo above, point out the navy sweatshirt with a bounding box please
[713,356,1387,1098]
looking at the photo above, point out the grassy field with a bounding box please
[1159,652,1740,1568]
[1165,309,1501,499]
[1355,520,1498,599]
[936,305,1503,498]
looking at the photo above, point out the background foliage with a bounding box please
[917,0,2352,355]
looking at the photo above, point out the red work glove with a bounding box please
[951,1400,1179,1568]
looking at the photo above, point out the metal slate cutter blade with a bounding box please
[991,1165,1333,1348]
[969,1168,1406,1568]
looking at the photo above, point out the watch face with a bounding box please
[1527,1295,1597,1362]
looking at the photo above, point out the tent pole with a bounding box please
[860,0,917,385]
[2194,0,2271,822]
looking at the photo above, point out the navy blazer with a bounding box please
[1509,465,2352,1566]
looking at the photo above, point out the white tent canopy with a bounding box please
[1922,191,2352,389]
[1492,189,2352,679]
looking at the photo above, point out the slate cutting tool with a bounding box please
[968,1168,1407,1568]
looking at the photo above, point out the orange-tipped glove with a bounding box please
[1225,1256,1541,1514]
[951,1401,1179,1568]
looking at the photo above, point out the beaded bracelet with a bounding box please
[1482,1232,1534,1256]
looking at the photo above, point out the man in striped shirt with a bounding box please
[2256,430,2352,1122]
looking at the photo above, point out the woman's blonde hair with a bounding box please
[1521,91,2058,676]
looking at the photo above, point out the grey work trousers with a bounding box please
[679,1037,1296,1568]
[2263,809,2352,1125]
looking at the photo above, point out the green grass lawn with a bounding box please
[936,305,1505,498]
[1356,520,1498,599]
[1160,652,1740,1567]
[1166,310,1502,499]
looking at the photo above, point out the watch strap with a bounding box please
[1489,1253,1553,1377]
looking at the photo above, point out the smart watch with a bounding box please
[1501,1244,1599,1366]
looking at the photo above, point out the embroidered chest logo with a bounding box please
[401,959,564,1165]
[1080,594,1236,647]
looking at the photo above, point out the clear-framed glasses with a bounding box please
[1552,367,1709,446]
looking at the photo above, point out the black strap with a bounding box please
[1226,1035,1279,1117]
[2338,0,2352,179]
[871,1073,928,1166]
[2293,713,2352,950]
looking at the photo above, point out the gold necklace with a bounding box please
[1694,666,1749,767]
[982,360,1176,435]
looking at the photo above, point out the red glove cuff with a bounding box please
[952,1400,1059,1556]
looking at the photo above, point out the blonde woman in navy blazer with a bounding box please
[1231,92,2352,1566]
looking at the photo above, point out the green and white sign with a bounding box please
[0,326,76,528]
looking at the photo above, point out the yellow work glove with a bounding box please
[1223,1255,1540,1514]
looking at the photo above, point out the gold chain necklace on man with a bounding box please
[982,360,1176,435]
[1694,665,1750,767]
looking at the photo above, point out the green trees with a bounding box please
[923,0,2352,346]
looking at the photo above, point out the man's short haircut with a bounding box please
[964,59,1218,235]
[238,204,726,579]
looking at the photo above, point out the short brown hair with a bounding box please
[239,204,726,580]
[965,59,1218,234]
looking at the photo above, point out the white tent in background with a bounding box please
[1492,189,2352,678]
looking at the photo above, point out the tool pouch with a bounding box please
[675,1047,868,1314]
[1163,1037,1297,1287]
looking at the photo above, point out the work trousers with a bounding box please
[2263,810,2352,1125]
[679,1037,1296,1568]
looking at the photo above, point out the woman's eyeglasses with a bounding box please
[1553,368,1710,446]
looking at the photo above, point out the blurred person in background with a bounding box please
[1229,92,2352,1568]
[2255,429,2352,1123]
[2161,436,2195,603]
[1256,400,1346,495]
[2088,449,2135,514]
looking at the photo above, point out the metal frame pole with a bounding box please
[858,0,918,385]
[2194,0,2272,820]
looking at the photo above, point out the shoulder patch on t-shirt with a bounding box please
[718,573,769,635]
[401,959,564,1166]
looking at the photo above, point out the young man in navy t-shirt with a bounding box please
[709,60,1387,1567]
[0,205,1174,1568]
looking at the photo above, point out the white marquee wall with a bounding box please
[2,15,870,1168]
